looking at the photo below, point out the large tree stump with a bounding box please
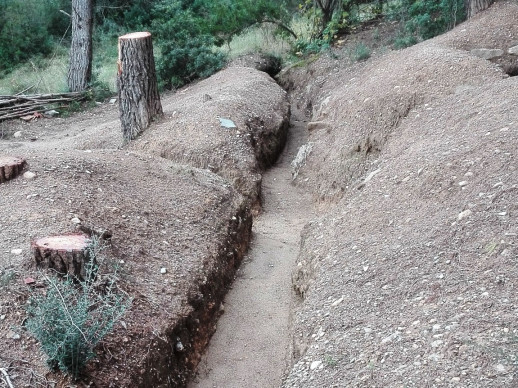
[0,155,26,183]
[32,234,93,280]
[117,31,163,141]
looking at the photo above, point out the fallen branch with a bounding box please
[0,92,86,122]
[0,367,14,388]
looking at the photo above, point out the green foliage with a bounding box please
[393,34,418,49]
[25,242,130,377]
[152,0,288,89]
[389,0,465,47]
[0,0,66,75]
[351,42,371,61]
[0,269,16,288]
[293,0,360,55]
[151,1,225,89]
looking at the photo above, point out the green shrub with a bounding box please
[352,42,371,61]
[393,34,418,49]
[389,0,466,48]
[0,0,68,75]
[25,241,130,377]
[152,0,290,89]
[157,35,226,89]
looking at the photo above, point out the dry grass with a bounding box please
[223,24,294,59]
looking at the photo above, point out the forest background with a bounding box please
[0,0,468,95]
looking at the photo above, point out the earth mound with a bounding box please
[129,66,290,206]
[281,2,518,387]
[0,67,288,387]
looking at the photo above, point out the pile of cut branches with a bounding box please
[0,92,86,122]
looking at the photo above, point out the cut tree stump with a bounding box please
[32,234,93,279]
[117,31,163,141]
[0,155,26,183]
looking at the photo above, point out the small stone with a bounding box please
[160,267,167,274]
[219,118,237,129]
[470,48,504,59]
[71,217,81,224]
[24,277,35,285]
[11,248,23,255]
[495,364,506,373]
[331,296,344,307]
[457,209,472,221]
[44,109,60,117]
[458,181,468,187]
[451,377,461,383]
[7,331,20,340]
[23,171,36,180]
[13,131,22,138]
[310,360,322,370]
[509,45,518,55]
[109,98,117,104]
[431,340,444,348]
[175,341,184,352]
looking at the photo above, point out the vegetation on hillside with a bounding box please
[0,0,473,94]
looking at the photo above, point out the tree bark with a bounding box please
[465,0,494,18]
[0,155,26,183]
[117,32,163,141]
[32,234,93,279]
[67,0,93,92]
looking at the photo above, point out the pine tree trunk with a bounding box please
[117,32,163,141]
[67,0,93,92]
[465,0,494,18]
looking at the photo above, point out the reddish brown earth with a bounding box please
[0,1,517,387]
[279,2,518,387]
[0,67,288,387]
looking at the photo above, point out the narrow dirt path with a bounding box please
[189,106,314,388]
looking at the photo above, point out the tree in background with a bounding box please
[68,0,94,92]
[152,0,291,89]
[0,0,65,75]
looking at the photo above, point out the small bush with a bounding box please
[352,43,371,61]
[25,241,130,377]
[393,34,418,49]
[388,0,466,49]
[157,35,226,89]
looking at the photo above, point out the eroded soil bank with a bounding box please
[0,67,289,387]
[189,106,314,388]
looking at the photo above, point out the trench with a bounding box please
[187,103,314,387]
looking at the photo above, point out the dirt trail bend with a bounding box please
[189,106,314,388]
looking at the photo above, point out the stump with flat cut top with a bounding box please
[117,31,163,141]
[0,155,26,183]
[32,234,93,279]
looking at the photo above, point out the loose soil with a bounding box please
[1,1,518,387]
[280,2,518,387]
[0,68,288,387]
[189,107,314,388]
